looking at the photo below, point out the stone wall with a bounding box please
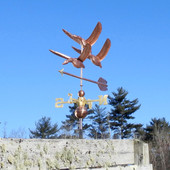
[0,138,153,170]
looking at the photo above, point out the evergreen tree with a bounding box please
[60,104,79,138]
[60,104,92,138]
[141,118,170,170]
[143,117,170,142]
[108,87,142,139]
[87,104,110,139]
[29,116,59,139]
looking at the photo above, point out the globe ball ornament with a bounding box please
[75,106,88,118]
[78,90,85,97]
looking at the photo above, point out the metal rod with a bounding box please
[79,118,83,139]
[80,68,83,90]
[80,46,83,139]
[80,46,83,90]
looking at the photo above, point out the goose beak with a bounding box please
[63,60,69,65]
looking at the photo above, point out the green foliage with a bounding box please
[59,103,92,139]
[140,117,170,170]
[59,104,79,139]
[87,104,110,139]
[143,117,170,142]
[108,87,142,139]
[61,104,79,130]
[29,116,59,139]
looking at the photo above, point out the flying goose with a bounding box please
[72,39,111,68]
[62,22,102,49]
[49,44,91,68]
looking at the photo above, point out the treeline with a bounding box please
[28,87,170,170]
[29,87,143,139]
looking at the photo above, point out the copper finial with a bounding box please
[78,90,85,97]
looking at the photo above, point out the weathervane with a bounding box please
[50,22,111,138]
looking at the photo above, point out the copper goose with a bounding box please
[72,39,111,68]
[62,22,102,49]
[49,44,91,68]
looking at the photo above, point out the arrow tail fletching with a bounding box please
[98,77,107,84]
[98,84,108,91]
[98,77,108,91]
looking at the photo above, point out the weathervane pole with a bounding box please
[79,46,84,139]
[80,68,83,90]
[80,45,83,90]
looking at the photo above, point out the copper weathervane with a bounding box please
[50,22,111,138]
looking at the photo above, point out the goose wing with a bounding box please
[96,39,111,61]
[49,49,70,59]
[86,22,102,46]
[77,44,91,62]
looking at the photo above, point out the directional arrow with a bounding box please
[59,69,108,91]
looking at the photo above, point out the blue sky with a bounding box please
[0,1,170,137]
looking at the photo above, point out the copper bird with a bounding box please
[62,22,102,49]
[49,44,91,68]
[72,39,111,68]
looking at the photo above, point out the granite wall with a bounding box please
[0,139,153,170]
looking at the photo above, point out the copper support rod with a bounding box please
[80,68,83,90]
[80,46,83,90]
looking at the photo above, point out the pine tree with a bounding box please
[29,116,59,139]
[87,104,110,139]
[108,87,142,139]
[60,104,79,138]
[142,118,170,170]
[143,117,170,142]
[60,104,92,138]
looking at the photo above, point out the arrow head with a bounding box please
[58,68,64,76]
